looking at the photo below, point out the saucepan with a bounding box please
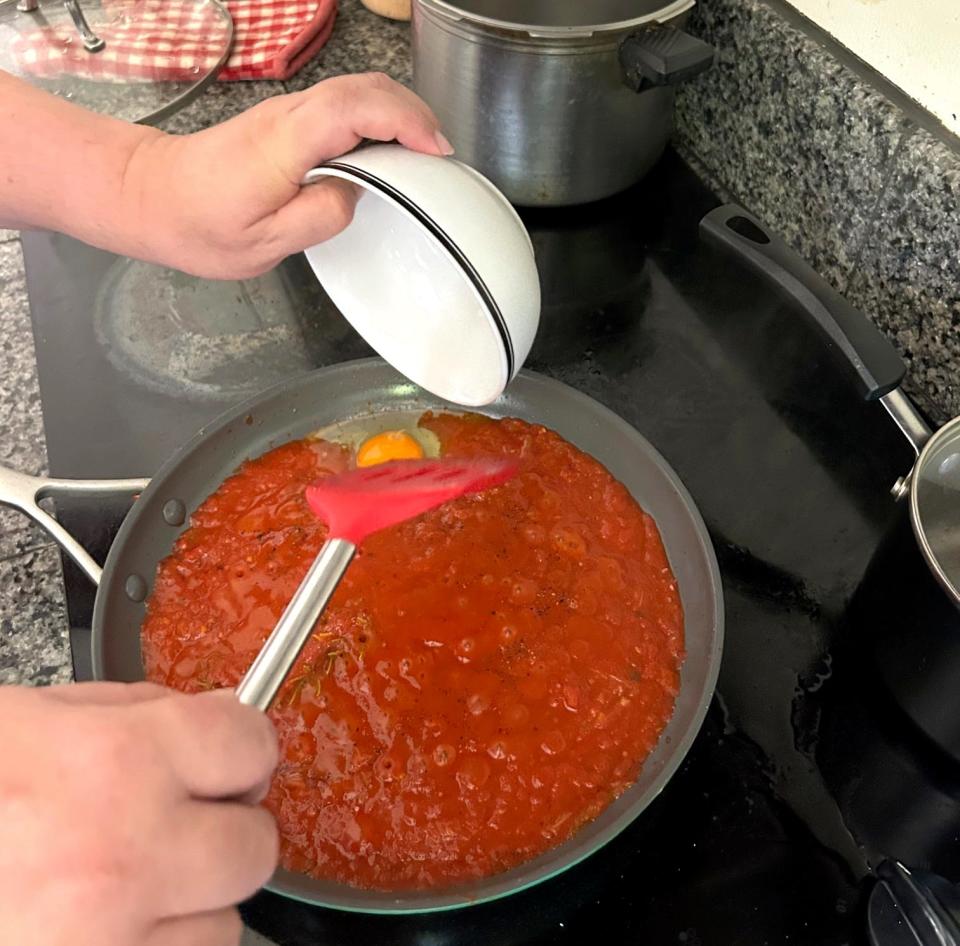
[701,204,960,763]
[0,358,724,913]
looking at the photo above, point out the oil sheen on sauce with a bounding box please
[141,413,685,891]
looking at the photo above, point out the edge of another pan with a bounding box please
[92,357,724,914]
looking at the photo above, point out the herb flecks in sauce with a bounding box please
[142,414,684,891]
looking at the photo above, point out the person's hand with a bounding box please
[124,72,452,279]
[0,69,446,278]
[0,682,279,946]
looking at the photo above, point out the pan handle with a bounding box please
[0,466,150,586]
[699,205,934,465]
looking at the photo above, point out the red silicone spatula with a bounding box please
[235,458,516,711]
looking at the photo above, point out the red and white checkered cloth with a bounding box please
[12,0,337,82]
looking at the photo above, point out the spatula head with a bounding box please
[305,457,517,545]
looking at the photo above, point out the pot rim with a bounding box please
[909,411,960,607]
[414,0,694,38]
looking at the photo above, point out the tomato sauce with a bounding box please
[141,413,684,890]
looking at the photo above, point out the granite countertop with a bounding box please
[0,0,410,687]
[674,0,960,427]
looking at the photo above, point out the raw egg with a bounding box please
[312,413,443,467]
[357,430,425,467]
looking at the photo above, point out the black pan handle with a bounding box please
[699,204,906,401]
[620,27,715,93]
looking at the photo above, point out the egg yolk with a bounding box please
[356,430,424,467]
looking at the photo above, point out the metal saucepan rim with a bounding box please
[416,0,694,38]
[909,411,960,607]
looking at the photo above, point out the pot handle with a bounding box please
[0,466,150,587]
[699,205,934,475]
[620,27,715,93]
[700,204,910,400]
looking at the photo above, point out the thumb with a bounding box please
[267,177,361,256]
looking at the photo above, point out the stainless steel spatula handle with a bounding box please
[235,538,356,712]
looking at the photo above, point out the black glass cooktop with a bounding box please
[21,148,960,945]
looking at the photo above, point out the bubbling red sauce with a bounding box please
[141,413,684,890]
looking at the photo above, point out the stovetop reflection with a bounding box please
[93,255,355,399]
[20,148,960,945]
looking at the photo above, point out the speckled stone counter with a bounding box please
[675,0,960,425]
[0,0,410,687]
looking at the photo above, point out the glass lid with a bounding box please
[0,0,231,124]
[912,415,960,602]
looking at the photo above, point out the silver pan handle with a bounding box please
[0,466,150,586]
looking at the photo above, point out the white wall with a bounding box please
[784,0,960,136]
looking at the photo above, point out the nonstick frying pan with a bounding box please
[0,358,723,913]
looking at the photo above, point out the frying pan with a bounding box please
[0,358,723,913]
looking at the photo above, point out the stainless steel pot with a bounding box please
[412,0,714,207]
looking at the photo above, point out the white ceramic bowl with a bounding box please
[302,144,541,407]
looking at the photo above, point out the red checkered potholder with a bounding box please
[12,0,337,83]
